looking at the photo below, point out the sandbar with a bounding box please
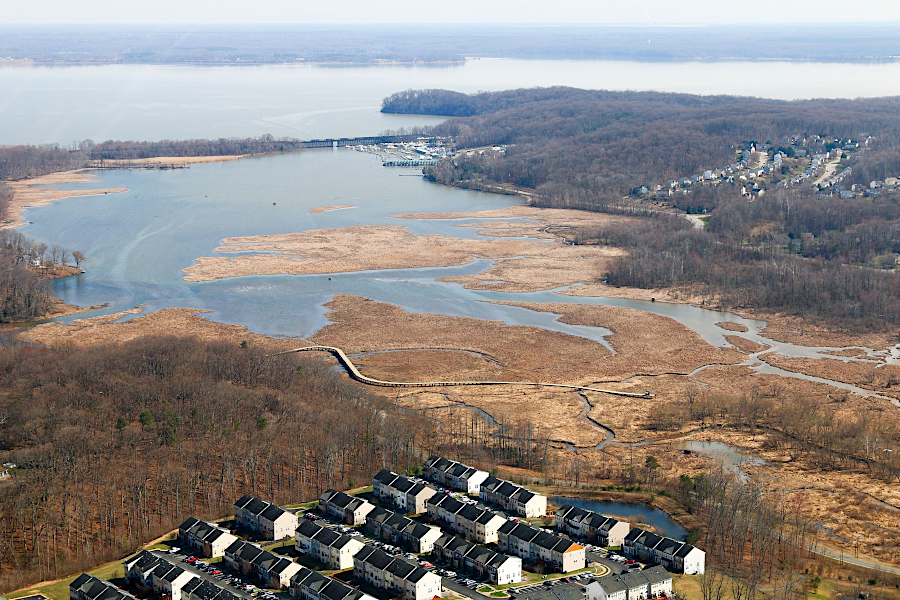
[309,204,355,214]
[3,170,127,229]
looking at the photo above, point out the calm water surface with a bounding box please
[550,496,688,539]
[4,59,900,144]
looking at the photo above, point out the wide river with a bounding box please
[7,60,900,401]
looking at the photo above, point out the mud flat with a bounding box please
[309,204,355,214]
[716,321,749,332]
[3,170,127,229]
[723,334,770,354]
[182,224,623,290]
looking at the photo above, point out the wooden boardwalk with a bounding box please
[278,345,654,398]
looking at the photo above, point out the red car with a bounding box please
[625,559,636,564]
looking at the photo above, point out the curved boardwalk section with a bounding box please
[279,345,654,398]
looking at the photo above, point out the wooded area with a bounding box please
[0,136,302,180]
[386,87,900,331]
[0,337,431,587]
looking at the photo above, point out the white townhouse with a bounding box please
[422,456,489,494]
[555,505,631,547]
[479,477,547,518]
[497,521,585,573]
[373,469,438,514]
[433,533,522,585]
[365,506,443,553]
[296,518,365,570]
[124,550,165,588]
[596,567,672,600]
[178,516,239,557]
[353,544,442,600]
[150,561,197,600]
[426,493,507,544]
[234,495,298,541]
[319,489,376,525]
[224,539,300,588]
[623,529,705,575]
[70,574,138,600]
[290,567,377,600]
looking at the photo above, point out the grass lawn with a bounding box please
[7,559,127,600]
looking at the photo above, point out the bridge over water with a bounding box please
[300,134,427,149]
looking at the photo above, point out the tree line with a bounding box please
[0,136,304,180]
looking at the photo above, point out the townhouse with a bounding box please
[124,552,197,600]
[479,477,547,518]
[432,534,522,585]
[182,578,242,600]
[422,456,489,494]
[373,469,438,514]
[289,567,376,600]
[233,495,298,541]
[319,489,376,525]
[554,505,631,547]
[497,521,585,573]
[515,581,604,600]
[296,518,365,570]
[353,544,442,600]
[426,493,507,544]
[595,566,672,600]
[365,506,442,553]
[224,540,302,588]
[179,516,239,557]
[70,574,138,600]
[124,550,166,589]
[623,529,705,575]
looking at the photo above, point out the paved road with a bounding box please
[808,544,900,576]
[442,578,495,600]
[586,551,625,575]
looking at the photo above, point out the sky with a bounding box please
[2,0,900,25]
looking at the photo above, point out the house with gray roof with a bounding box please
[555,505,631,547]
[426,493,507,543]
[433,533,522,584]
[234,495,298,541]
[290,566,376,600]
[70,574,138,600]
[179,516,239,557]
[374,469,438,514]
[296,518,365,569]
[596,566,672,600]
[623,528,704,575]
[422,456,490,494]
[479,477,547,517]
[224,539,300,588]
[319,489,376,525]
[497,521,584,573]
[353,544,442,600]
[365,506,442,553]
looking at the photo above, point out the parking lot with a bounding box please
[155,550,283,599]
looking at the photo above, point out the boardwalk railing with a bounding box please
[276,345,654,398]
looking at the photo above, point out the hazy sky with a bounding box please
[3,0,900,24]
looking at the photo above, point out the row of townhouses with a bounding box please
[422,456,490,494]
[71,575,138,600]
[225,540,303,588]
[497,521,585,573]
[182,576,244,600]
[480,476,548,518]
[289,566,376,600]
[179,517,239,557]
[234,495,299,541]
[426,493,508,544]
[124,551,197,600]
[624,529,705,575]
[366,506,443,553]
[595,566,673,600]
[432,533,522,585]
[320,489,376,525]
[554,505,631,547]
[296,518,365,570]
[373,469,438,514]
[353,544,442,600]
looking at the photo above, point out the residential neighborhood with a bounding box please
[69,459,690,600]
[422,456,490,494]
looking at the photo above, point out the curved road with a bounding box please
[278,345,654,398]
